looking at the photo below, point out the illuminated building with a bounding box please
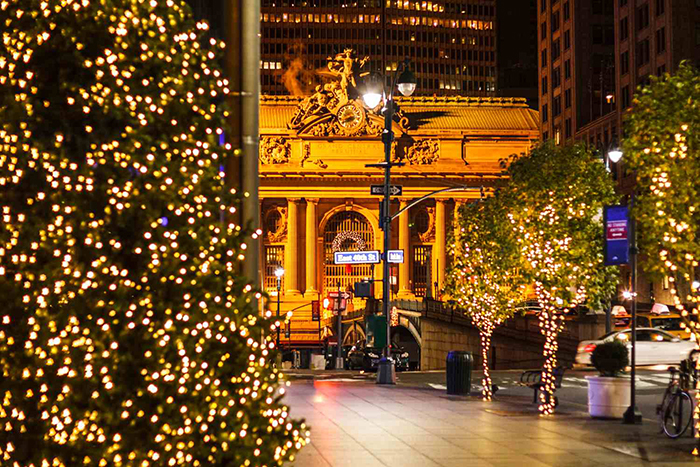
[257,52,538,351]
[259,0,498,96]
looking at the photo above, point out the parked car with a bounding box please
[346,340,410,371]
[575,328,697,366]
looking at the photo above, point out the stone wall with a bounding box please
[419,313,607,371]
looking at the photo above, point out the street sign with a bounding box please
[370,185,403,196]
[334,250,381,264]
[387,249,404,264]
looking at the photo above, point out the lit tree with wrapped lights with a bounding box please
[623,63,700,453]
[505,143,618,414]
[0,1,307,465]
[446,194,526,401]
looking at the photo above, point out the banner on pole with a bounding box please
[604,205,630,265]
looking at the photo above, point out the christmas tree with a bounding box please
[0,1,307,465]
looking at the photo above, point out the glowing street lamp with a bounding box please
[275,267,284,348]
[362,58,416,385]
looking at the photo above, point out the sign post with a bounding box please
[370,185,403,196]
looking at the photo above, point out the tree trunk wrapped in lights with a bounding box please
[505,143,618,414]
[445,194,525,401]
[0,1,306,466]
[623,62,700,454]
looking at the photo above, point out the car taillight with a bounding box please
[582,344,597,353]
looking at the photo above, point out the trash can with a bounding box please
[446,351,473,395]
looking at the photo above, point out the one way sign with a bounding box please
[370,185,403,196]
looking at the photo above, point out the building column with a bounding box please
[305,198,319,296]
[285,198,301,295]
[398,198,412,297]
[435,200,446,295]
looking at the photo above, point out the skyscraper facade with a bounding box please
[259,0,498,96]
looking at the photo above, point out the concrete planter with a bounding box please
[586,375,631,419]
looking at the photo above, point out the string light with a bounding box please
[0,1,307,465]
[446,197,524,401]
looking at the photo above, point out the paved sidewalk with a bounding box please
[283,379,700,466]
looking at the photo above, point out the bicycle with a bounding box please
[657,358,696,439]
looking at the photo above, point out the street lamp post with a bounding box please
[607,148,643,424]
[363,58,416,385]
[275,267,284,349]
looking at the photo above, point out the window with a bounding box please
[656,27,666,53]
[657,64,666,75]
[564,59,571,79]
[264,245,285,294]
[564,88,571,108]
[542,76,548,94]
[542,49,548,67]
[564,30,570,49]
[563,1,570,20]
[543,131,549,140]
[552,39,561,61]
[541,0,546,12]
[551,11,559,33]
[552,67,561,89]
[542,103,549,122]
[565,118,572,138]
[656,0,664,16]
[620,17,629,41]
[622,85,630,108]
[636,38,650,65]
[637,4,649,31]
[412,245,432,297]
[697,24,700,46]
[620,51,629,75]
[541,21,547,40]
[553,95,561,117]
[593,0,603,14]
[620,0,627,5]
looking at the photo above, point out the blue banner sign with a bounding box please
[334,250,381,265]
[387,249,404,263]
[604,205,630,266]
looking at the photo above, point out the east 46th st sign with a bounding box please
[370,185,403,196]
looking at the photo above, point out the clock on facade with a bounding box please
[336,102,366,135]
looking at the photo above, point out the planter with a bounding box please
[586,375,631,419]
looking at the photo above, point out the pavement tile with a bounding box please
[372,450,442,467]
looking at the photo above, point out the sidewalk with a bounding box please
[283,378,700,466]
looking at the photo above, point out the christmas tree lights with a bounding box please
[446,195,525,401]
[624,63,700,454]
[506,144,618,415]
[0,0,307,465]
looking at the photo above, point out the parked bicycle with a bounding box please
[657,356,698,439]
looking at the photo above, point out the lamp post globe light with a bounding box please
[608,148,642,425]
[275,267,284,349]
[362,58,416,385]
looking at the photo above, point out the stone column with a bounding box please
[305,198,319,295]
[284,198,301,295]
[435,200,446,293]
[398,199,412,297]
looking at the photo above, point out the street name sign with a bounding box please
[387,249,404,263]
[370,185,403,196]
[334,250,381,264]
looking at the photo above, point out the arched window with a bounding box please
[323,211,374,293]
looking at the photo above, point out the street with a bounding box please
[283,367,700,467]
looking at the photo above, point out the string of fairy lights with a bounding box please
[0,0,307,465]
[509,199,589,415]
[635,126,700,453]
[448,201,522,402]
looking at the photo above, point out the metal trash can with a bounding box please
[446,351,473,395]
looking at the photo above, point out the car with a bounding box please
[575,328,697,366]
[346,340,410,371]
[636,312,693,340]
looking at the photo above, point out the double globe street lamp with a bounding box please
[361,58,416,384]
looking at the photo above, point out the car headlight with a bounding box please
[367,353,379,359]
[401,352,409,358]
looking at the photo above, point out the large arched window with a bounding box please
[323,211,374,293]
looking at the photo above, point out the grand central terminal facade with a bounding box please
[257,53,539,352]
